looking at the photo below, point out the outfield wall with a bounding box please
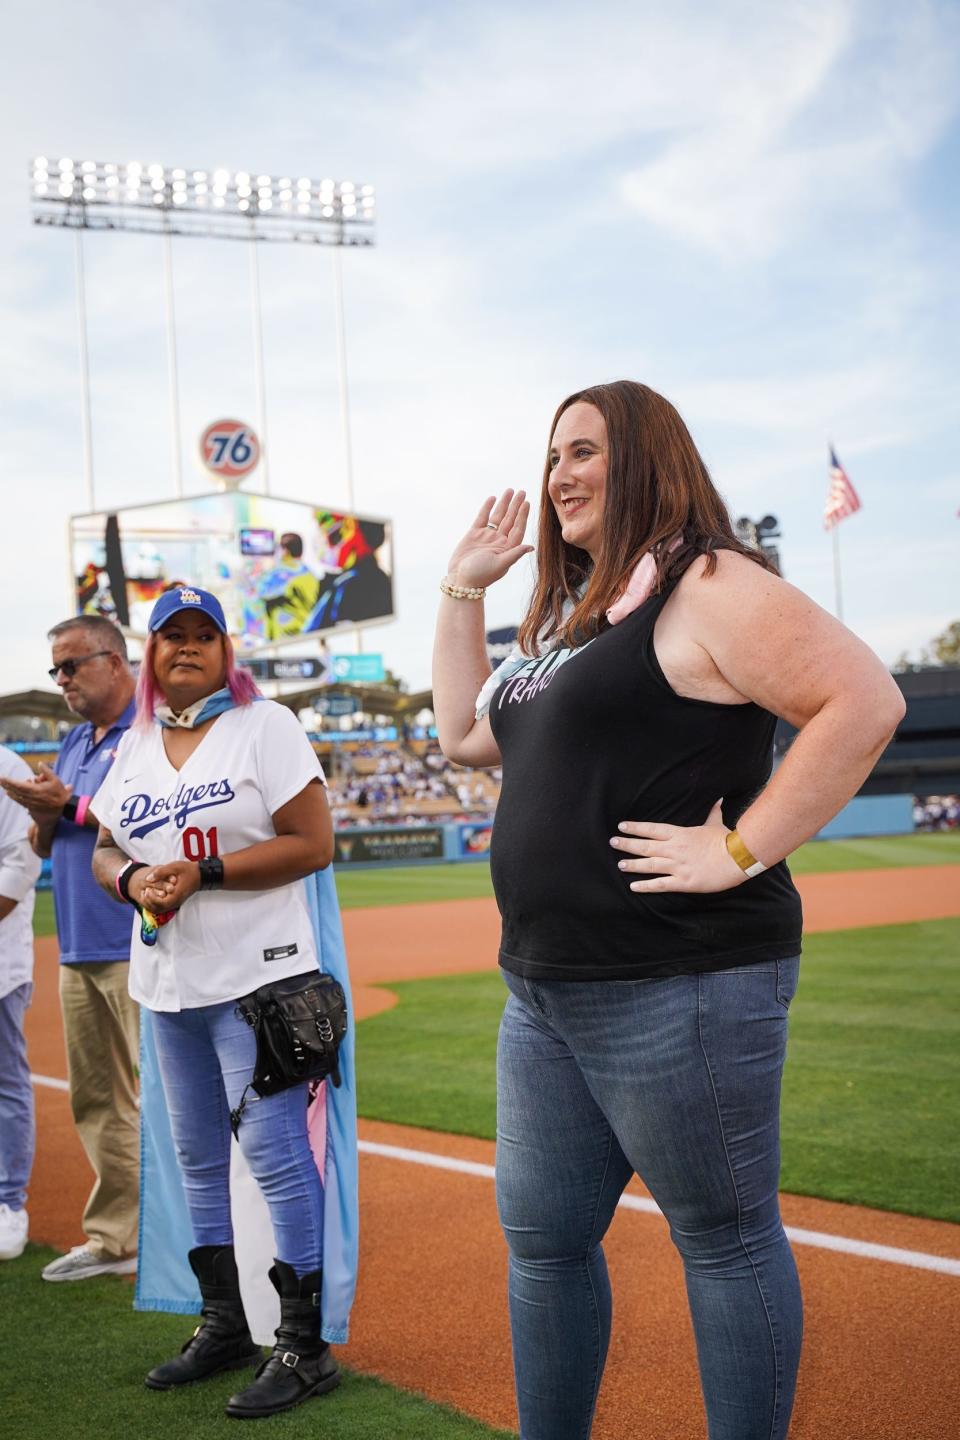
[330,795,915,869]
[333,821,492,868]
[815,793,914,840]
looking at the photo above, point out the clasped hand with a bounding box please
[128,861,201,914]
[610,800,747,894]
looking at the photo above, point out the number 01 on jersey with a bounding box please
[183,826,219,861]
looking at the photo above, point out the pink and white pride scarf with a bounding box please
[475,537,681,718]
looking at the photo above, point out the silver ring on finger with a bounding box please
[485,522,498,530]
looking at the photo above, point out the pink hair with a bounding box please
[135,630,261,728]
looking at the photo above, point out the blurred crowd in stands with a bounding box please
[326,742,501,829]
[912,795,960,831]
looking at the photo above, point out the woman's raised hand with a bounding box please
[445,489,534,591]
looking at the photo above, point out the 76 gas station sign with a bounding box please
[199,418,261,481]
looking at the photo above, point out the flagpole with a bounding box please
[831,523,843,621]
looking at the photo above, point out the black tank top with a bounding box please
[487,583,803,980]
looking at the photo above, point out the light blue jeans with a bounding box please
[152,1000,323,1276]
[496,960,802,1440]
[0,983,34,1211]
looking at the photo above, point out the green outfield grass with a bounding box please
[786,830,960,874]
[337,861,497,909]
[33,890,55,936]
[0,1248,515,1440]
[355,918,960,1223]
[30,832,960,940]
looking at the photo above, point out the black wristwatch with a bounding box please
[61,795,79,824]
[198,857,225,890]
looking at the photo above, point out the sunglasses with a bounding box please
[48,650,113,681]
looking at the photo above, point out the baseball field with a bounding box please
[4,831,959,1439]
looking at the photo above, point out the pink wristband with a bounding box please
[74,795,90,827]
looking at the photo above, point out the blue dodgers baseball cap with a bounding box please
[148,586,228,634]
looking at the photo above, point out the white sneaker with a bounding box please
[0,1204,28,1260]
[40,1245,138,1282]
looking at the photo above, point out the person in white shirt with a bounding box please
[90,586,342,1421]
[0,746,43,1261]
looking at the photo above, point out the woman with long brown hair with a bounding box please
[432,381,904,1439]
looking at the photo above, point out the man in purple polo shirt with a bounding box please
[0,616,139,1281]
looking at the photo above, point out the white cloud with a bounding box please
[618,0,959,257]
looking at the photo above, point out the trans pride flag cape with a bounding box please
[133,866,358,1346]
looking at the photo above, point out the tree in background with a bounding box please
[894,620,960,670]
[930,622,960,665]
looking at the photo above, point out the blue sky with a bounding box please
[2,0,958,695]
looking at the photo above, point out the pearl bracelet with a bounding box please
[440,576,486,601]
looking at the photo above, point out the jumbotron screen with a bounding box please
[69,491,394,648]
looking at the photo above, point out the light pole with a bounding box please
[735,514,782,575]
[30,156,376,511]
[161,224,184,496]
[72,224,95,511]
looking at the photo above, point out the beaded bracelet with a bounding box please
[440,576,486,601]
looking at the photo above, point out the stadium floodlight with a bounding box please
[736,514,782,575]
[30,157,376,246]
[30,155,376,520]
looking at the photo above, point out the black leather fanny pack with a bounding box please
[230,970,348,1136]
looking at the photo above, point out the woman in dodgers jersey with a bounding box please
[432,382,905,1440]
[91,585,347,1421]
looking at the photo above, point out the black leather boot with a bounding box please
[145,1245,262,1390]
[225,1260,340,1419]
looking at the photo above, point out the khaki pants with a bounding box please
[59,962,140,1260]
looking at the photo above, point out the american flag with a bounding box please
[824,447,862,529]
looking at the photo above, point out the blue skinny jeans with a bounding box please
[151,999,323,1276]
[496,959,802,1440]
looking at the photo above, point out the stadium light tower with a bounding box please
[30,156,376,510]
[735,513,782,575]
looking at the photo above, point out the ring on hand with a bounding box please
[485,522,498,530]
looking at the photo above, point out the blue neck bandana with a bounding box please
[154,686,237,730]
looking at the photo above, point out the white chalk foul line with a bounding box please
[358,1139,960,1278]
[31,1078,960,1278]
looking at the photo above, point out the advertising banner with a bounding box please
[313,695,360,717]
[308,727,397,744]
[240,656,331,682]
[199,419,261,482]
[457,822,493,858]
[70,491,393,648]
[333,827,445,865]
[328,654,386,684]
